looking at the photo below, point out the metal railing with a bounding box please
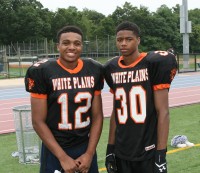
[1,41,200,79]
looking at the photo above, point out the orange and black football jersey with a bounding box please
[25,58,104,149]
[104,51,177,161]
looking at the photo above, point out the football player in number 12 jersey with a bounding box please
[25,25,104,173]
[104,21,177,173]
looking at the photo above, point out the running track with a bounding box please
[0,72,200,134]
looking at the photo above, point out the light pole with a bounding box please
[180,0,191,69]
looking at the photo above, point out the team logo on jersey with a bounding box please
[155,162,167,172]
[27,78,35,90]
[170,68,177,81]
[145,144,155,151]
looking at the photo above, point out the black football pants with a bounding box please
[116,156,154,173]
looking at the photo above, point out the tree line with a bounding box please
[1,0,200,53]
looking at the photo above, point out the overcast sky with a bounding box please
[38,0,199,16]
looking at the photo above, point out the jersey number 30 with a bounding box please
[115,86,146,124]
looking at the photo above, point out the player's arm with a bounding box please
[76,93,103,172]
[154,89,169,149]
[108,109,116,144]
[154,89,169,173]
[103,63,117,172]
[31,97,78,173]
[150,50,176,149]
[105,99,117,173]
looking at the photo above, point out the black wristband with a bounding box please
[155,148,167,163]
[106,144,115,155]
[156,148,167,155]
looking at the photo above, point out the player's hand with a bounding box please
[105,144,117,173]
[59,154,79,173]
[75,152,93,173]
[154,149,167,173]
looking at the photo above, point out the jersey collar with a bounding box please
[118,52,147,68]
[57,58,83,74]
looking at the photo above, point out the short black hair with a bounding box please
[116,21,140,37]
[56,25,83,43]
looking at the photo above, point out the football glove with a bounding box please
[105,144,117,173]
[154,149,167,173]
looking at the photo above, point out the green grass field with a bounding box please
[0,104,200,173]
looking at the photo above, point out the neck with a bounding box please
[123,51,140,66]
[59,58,79,70]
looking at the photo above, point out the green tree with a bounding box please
[149,5,181,51]
[81,8,105,25]
[190,24,200,52]
[92,16,115,39]
[51,6,83,41]
[111,2,139,25]
[1,0,199,55]
[189,9,200,52]
[0,0,13,44]
[0,0,52,44]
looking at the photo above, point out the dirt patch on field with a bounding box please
[9,64,31,68]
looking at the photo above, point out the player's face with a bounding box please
[116,30,140,57]
[57,32,83,68]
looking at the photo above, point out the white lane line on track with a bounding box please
[0,99,29,106]
[169,92,200,98]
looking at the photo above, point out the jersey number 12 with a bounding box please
[58,92,91,130]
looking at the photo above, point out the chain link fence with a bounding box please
[177,53,200,73]
[0,38,120,79]
[0,39,200,79]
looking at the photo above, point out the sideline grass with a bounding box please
[0,104,199,173]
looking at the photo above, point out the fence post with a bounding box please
[194,54,197,72]
[177,54,180,73]
[3,46,9,77]
[107,35,110,59]
[17,47,22,77]
[45,38,48,58]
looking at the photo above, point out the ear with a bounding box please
[137,37,141,45]
[56,43,60,52]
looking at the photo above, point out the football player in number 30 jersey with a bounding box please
[25,26,104,173]
[104,21,177,173]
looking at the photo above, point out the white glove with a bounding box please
[54,171,61,173]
